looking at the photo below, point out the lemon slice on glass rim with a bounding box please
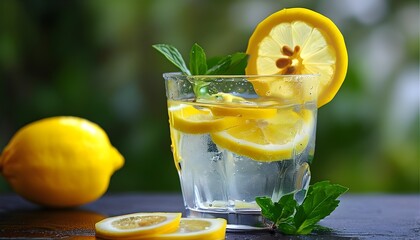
[245,8,348,108]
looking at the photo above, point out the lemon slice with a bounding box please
[168,101,241,134]
[210,105,277,119]
[197,93,278,119]
[95,212,182,239]
[147,218,227,240]
[211,109,314,161]
[170,128,182,171]
[246,8,348,107]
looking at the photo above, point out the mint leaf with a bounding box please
[206,55,231,75]
[154,43,248,76]
[255,197,279,222]
[277,216,297,234]
[152,44,191,75]
[224,52,248,74]
[256,181,348,235]
[277,193,298,219]
[256,194,297,231]
[293,181,348,234]
[189,43,207,75]
[206,52,248,75]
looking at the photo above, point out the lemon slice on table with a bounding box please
[211,109,314,162]
[246,8,348,107]
[168,101,241,134]
[95,212,182,239]
[147,218,227,240]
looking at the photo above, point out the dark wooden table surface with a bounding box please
[0,193,419,239]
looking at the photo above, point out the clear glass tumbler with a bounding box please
[164,73,319,231]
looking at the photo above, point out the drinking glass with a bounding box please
[163,73,319,231]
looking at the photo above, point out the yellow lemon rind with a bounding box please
[169,128,182,171]
[145,218,227,240]
[246,7,348,108]
[168,103,241,134]
[211,109,314,162]
[95,212,182,239]
[209,105,277,119]
[0,116,124,208]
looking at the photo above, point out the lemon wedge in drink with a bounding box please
[95,212,182,239]
[146,218,227,240]
[211,109,314,161]
[246,8,348,107]
[206,93,277,119]
[210,105,277,119]
[168,102,241,134]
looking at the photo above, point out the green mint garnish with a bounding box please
[256,181,349,235]
[189,43,208,75]
[152,43,248,75]
[207,52,248,75]
[153,43,248,98]
[152,44,191,75]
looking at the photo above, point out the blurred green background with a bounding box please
[0,0,418,193]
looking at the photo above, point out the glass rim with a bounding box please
[163,72,320,79]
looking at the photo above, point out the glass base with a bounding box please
[187,209,270,231]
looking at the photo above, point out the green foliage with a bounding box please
[189,43,207,75]
[206,53,248,75]
[153,43,248,97]
[153,43,248,76]
[152,44,191,75]
[256,181,348,235]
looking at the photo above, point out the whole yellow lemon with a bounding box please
[0,116,124,208]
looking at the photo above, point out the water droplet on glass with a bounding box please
[236,87,245,93]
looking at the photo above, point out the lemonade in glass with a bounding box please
[158,6,347,231]
[164,73,319,230]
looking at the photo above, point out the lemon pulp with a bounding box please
[146,218,227,240]
[95,212,182,239]
[95,213,226,240]
[211,108,315,161]
[168,98,315,162]
[246,8,348,107]
[168,102,242,134]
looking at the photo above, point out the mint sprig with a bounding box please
[189,43,207,75]
[207,52,248,75]
[152,44,191,75]
[256,181,348,235]
[152,43,248,75]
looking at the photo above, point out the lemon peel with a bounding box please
[246,8,348,107]
[0,116,124,208]
[146,218,227,240]
[211,109,314,161]
[95,212,182,239]
[168,101,241,134]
